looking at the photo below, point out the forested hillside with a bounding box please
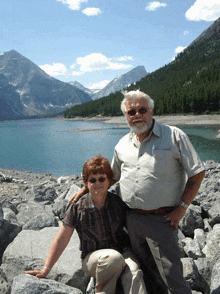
[64,18,220,118]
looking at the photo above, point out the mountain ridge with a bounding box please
[0,50,91,119]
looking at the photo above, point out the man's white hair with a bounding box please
[120,90,154,114]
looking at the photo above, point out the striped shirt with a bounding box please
[63,192,130,259]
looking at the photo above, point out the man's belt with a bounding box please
[135,206,175,215]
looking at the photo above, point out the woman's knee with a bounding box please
[97,249,126,274]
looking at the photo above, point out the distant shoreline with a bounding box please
[65,114,220,128]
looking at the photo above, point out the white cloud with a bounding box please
[56,0,88,11]
[175,46,186,54]
[82,7,101,16]
[39,63,68,76]
[89,80,110,89]
[145,1,167,12]
[117,56,134,61]
[183,30,189,35]
[70,53,132,76]
[171,46,187,61]
[185,0,220,21]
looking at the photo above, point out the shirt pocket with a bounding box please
[152,149,175,175]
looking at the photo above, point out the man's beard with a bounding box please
[130,117,153,134]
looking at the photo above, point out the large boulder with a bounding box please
[0,227,87,288]
[11,273,83,294]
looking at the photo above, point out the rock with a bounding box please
[16,201,53,227]
[1,160,220,293]
[195,258,215,287]
[11,274,83,294]
[182,237,205,259]
[25,184,57,203]
[202,224,220,261]
[182,257,210,293]
[194,228,206,250]
[210,259,220,294]
[2,208,18,224]
[0,204,4,225]
[0,268,10,294]
[52,199,69,220]
[208,200,220,227]
[179,205,204,237]
[65,184,81,201]
[22,212,59,230]
[0,228,87,288]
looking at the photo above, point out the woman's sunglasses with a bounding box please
[88,177,107,184]
[127,107,148,116]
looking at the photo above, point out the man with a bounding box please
[71,90,205,294]
[111,90,205,294]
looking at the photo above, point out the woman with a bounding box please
[25,155,147,294]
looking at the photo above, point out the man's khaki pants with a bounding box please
[82,248,148,294]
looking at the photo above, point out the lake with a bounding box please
[0,118,219,176]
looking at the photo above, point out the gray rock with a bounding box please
[208,201,220,227]
[202,224,220,261]
[11,273,83,294]
[182,237,205,259]
[0,203,3,225]
[195,258,215,287]
[22,212,59,230]
[2,207,18,225]
[194,228,206,250]
[182,257,210,293]
[57,176,71,185]
[210,259,220,294]
[16,201,53,227]
[52,199,69,220]
[211,259,220,294]
[25,184,57,203]
[65,184,81,202]
[179,205,204,237]
[1,227,86,288]
[0,268,10,294]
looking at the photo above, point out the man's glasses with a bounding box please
[88,177,107,184]
[127,107,148,116]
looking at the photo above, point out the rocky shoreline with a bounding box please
[68,114,220,127]
[1,160,220,294]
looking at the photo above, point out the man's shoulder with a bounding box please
[155,120,186,137]
[115,132,131,147]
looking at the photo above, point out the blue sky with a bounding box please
[1,0,220,90]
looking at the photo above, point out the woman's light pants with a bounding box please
[82,248,147,294]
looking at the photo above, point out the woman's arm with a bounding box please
[24,223,74,278]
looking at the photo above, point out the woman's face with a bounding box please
[87,173,110,197]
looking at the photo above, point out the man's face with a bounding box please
[125,98,153,134]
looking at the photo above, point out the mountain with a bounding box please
[64,17,220,118]
[69,81,100,97]
[0,74,25,119]
[92,66,148,100]
[0,50,91,119]
[189,17,220,47]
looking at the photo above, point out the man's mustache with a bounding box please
[132,119,144,123]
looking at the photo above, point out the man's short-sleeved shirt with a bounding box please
[111,120,205,210]
[63,192,130,259]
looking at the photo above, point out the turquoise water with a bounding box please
[0,118,219,176]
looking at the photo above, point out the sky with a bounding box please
[1,0,220,90]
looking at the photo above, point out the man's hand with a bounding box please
[68,186,88,203]
[164,206,187,229]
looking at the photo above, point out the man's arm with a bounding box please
[68,186,88,203]
[166,170,205,228]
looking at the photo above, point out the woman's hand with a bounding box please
[24,267,50,278]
